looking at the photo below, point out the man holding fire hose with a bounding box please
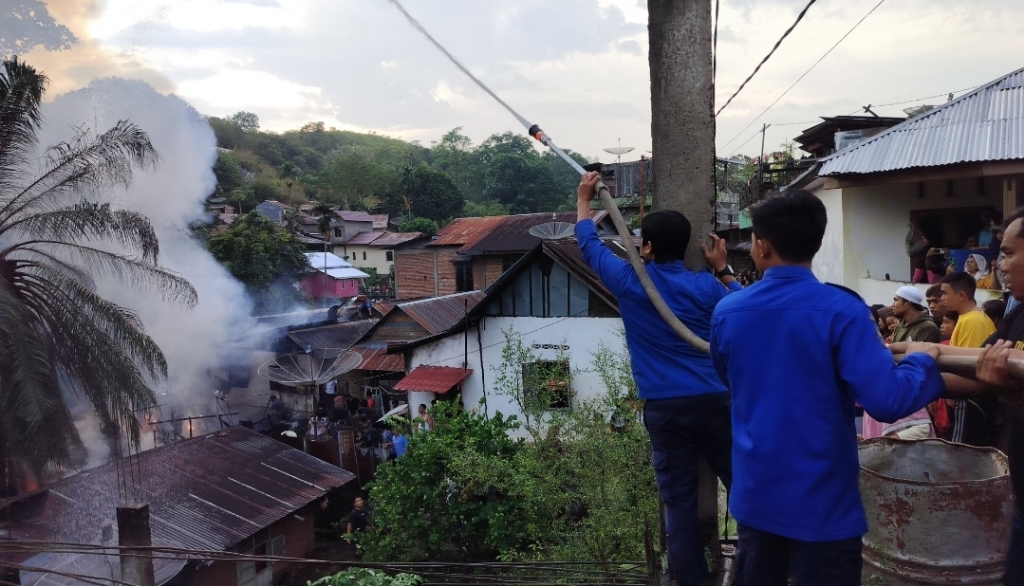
[575,172,741,586]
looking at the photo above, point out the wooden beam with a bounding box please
[821,160,1024,190]
[1005,176,1019,217]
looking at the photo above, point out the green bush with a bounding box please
[397,217,439,236]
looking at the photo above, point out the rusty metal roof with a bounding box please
[400,291,486,334]
[393,365,472,393]
[351,344,405,372]
[338,211,376,223]
[369,231,429,248]
[820,67,1024,176]
[288,320,375,351]
[460,211,609,254]
[7,427,353,585]
[428,216,506,247]
[343,231,383,245]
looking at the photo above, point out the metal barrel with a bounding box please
[859,438,1013,585]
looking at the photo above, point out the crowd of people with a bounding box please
[575,171,1024,586]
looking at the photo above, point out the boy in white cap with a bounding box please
[891,285,940,344]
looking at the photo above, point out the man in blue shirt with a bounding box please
[710,190,944,585]
[576,172,740,585]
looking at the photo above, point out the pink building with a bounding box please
[301,252,369,301]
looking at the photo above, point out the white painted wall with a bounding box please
[812,187,844,284]
[335,243,393,275]
[406,316,624,429]
[839,179,1002,284]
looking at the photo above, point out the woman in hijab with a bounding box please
[965,253,990,283]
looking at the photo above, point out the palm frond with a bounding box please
[1,120,158,224]
[0,202,161,262]
[4,242,198,307]
[0,57,46,196]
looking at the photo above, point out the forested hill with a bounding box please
[207,112,591,225]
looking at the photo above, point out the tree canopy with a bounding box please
[206,211,312,315]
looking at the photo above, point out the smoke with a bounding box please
[36,78,256,451]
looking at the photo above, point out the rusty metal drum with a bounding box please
[859,438,1013,585]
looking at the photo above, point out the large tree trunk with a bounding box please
[648,1,721,582]
[649,0,717,268]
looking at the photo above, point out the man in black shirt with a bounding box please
[347,496,369,535]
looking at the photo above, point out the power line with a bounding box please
[720,0,889,151]
[716,0,817,117]
[843,84,982,115]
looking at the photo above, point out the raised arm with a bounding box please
[575,171,632,296]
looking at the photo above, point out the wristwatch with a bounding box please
[715,265,734,278]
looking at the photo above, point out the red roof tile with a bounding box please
[429,216,506,247]
[393,365,472,393]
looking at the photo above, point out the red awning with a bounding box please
[393,366,472,393]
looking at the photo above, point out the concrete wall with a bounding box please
[812,187,845,285]
[406,315,623,431]
[336,243,392,275]
[839,179,1002,285]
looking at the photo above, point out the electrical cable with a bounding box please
[716,0,817,117]
[719,0,888,151]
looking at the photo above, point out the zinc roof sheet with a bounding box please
[338,211,376,222]
[393,365,472,393]
[369,231,428,247]
[288,320,376,351]
[428,216,506,247]
[9,427,353,586]
[400,291,486,334]
[461,211,607,254]
[351,345,405,372]
[324,267,370,280]
[306,252,354,269]
[819,67,1024,176]
[344,231,383,245]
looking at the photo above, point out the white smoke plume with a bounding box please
[36,78,256,449]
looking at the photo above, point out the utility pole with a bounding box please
[648,0,721,582]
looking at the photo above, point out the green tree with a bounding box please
[478,132,561,213]
[463,199,508,217]
[381,163,464,224]
[206,211,312,314]
[212,151,244,196]
[228,111,260,132]
[397,217,438,236]
[0,57,198,492]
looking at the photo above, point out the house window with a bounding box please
[455,261,474,292]
[363,251,367,261]
[334,228,343,238]
[386,251,394,262]
[522,360,571,410]
[235,529,272,586]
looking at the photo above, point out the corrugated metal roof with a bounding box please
[343,231,383,245]
[7,427,353,585]
[338,211,376,223]
[370,231,428,247]
[288,320,375,350]
[393,365,471,393]
[820,67,1024,176]
[306,252,354,269]
[400,291,486,334]
[323,267,370,280]
[461,211,608,254]
[428,216,506,247]
[351,344,405,372]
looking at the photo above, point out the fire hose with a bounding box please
[385,0,711,354]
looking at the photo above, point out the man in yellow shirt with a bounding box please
[940,271,997,444]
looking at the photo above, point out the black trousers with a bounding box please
[643,393,732,586]
[733,524,863,586]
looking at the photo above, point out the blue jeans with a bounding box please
[733,524,863,586]
[1007,506,1024,586]
[644,393,733,586]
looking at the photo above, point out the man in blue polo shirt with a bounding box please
[710,190,944,585]
[575,171,740,585]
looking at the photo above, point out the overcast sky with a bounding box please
[12,0,1024,162]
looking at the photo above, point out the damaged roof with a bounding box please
[288,320,376,351]
[5,426,352,585]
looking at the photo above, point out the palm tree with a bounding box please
[0,57,197,494]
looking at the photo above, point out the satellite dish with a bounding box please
[529,222,576,240]
[389,215,409,227]
[258,349,362,386]
[602,147,636,156]
[528,213,576,240]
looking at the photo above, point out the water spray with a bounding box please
[386,0,711,353]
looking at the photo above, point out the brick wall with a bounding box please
[395,249,436,299]
[482,256,504,288]
[395,247,463,299]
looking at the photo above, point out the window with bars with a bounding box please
[522,359,572,410]
[455,262,474,292]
